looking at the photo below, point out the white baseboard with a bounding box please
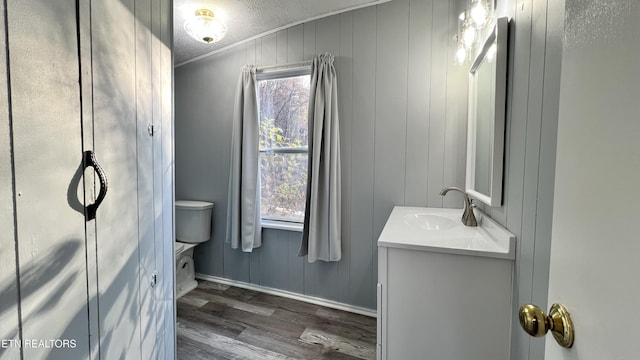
[195,273,377,318]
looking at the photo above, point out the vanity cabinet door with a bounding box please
[378,246,512,360]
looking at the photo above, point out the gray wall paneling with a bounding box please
[176,54,229,278]
[135,0,157,357]
[491,0,564,359]
[349,5,377,309]
[530,2,562,359]
[156,0,176,356]
[8,1,91,359]
[337,13,353,305]
[91,0,142,357]
[497,0,535,356]
[151,0,164,356]
[2,2,89,359]
[426,0,449,208]
[372,0,409,310]
[372,0,410,235]
[91,0,175,356]
[405,0,432,207]
[0,0,20,357]
[176,0,468,311]
[516,0,550,357]
[443,0,469,209]
[78,0,101,356]
[93,0,174,356]
[175,1,563,359]
[0,0,174,358]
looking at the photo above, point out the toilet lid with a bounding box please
[175,200,214,210]
[175,242,185,254]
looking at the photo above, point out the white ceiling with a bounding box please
[174,0,389,65]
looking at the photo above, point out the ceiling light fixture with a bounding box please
[184,9,227,44]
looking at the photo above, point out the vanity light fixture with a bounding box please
[184,9,227,44]
[454,0,495,64]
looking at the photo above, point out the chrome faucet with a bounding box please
[439,186,478,227]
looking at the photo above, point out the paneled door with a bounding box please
[519,0,640,358]
[0,0,174,359]
[1,1,93,358]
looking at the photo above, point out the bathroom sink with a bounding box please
[403,214,458,231]
[378,207,515,259]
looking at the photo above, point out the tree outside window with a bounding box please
[257,73,310,222]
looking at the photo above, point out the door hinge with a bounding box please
[147,123,155,137]
[150,272,158,288]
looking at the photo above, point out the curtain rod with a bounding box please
[256,60,312,72]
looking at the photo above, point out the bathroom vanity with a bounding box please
[376,207,515,360]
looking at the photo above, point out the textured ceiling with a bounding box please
[174,0,388,65]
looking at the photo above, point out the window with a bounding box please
[257,69,311,223]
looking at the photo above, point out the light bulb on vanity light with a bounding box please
[455,45,467,64]
[470,0,493,29]
[458,10,477,50]
[462,26,477,48]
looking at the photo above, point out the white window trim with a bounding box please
[256,66,311,81]
[261,219,304,232]
[259,146,308,154]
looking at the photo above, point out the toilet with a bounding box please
[175,200,214,299]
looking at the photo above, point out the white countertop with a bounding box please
[377,206,515,260]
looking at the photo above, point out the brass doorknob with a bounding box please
[518,303,574,348]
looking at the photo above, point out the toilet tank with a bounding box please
[175,200,214,243]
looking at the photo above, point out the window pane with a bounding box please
[258,75,310,150]
[260,152,307,221]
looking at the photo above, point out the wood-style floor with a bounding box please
[176,280,377,360]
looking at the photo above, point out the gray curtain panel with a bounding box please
[300,53,342,262]
[226,65,262,252]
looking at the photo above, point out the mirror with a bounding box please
[466,17,508,206]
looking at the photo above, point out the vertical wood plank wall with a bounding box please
[1,0,175,358]
[175,0,469,311]
[78,0,101,356]
[155,0,176,358]
[0,0,20,358]
[489,0,564,359]
[175,0,563,358]
[7,1,91,359]
[91,0,175,358]
[135,0,157,358]
[92,0,144,357]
